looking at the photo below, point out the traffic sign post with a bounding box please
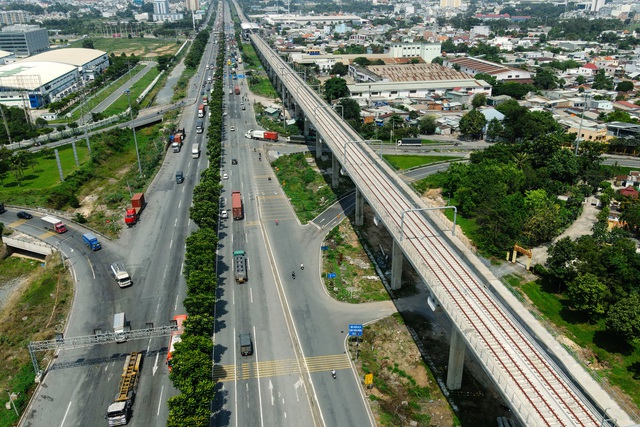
[348,324,363,336]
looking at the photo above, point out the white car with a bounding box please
[220,210,228,219]
[222,173,229,180]
[230,126,235,131]
[223,111,228,116]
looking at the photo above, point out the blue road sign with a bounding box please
[321,246,329,251]
[349,324,363,336]
[236,74,244,78]
[327,272,336,279]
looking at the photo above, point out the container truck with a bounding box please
[191,143,200,159]
[286,135,306,144]
[41,215,67,233]
[198,104,205,118]
[171,128,185,152]
[166,314,187,371]
[231,191,243,220]
[106,352,142,426]
[244,130,278,142]
[82,232,101,251]
[124,193,146,227]
[234,85,240,95]
[203,95,208,105]
[233,250,247,283]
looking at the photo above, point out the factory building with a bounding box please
[0,25,49,57]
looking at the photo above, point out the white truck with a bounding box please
[113,312,128,343]
[110,262,132,288]
[41,215,67,233]
[191,143,200,159]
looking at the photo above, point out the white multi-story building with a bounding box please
[0,10,31,26]
[389,43,441,63]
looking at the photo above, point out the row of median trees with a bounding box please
[166,19,223,427]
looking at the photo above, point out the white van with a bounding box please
[110,262,132,288]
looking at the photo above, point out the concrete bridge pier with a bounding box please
[331,155,340,188]
[315,136,322,160]
[391,240,403,290]
[355,188,364,226]
[446,327,466,390]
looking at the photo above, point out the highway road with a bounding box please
[20,5,221,427]
[209,7,396,426]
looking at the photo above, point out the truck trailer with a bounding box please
[106,352,142,426]
[171,128,185,153]
[286,135,306,144]
[41,215,67,233]
[124,193,146,227]
[234,85,240,95]
[198,104,205,118]
[231,191,243,220]
[244,130,278,142]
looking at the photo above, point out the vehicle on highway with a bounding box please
[222,173,229,180]
[231,158,238,165]
[82,232,102,251]
[231,191,243,220]
[16,211,32,219]
[106,352,142,426]
[242,105,246,110]
[196,119,204,134]
[239,332,253,356]
[166,314,187,371]
[220,210,228,219]
[124,193,146,227]
[113,312,128,342]
[176,170,184,184]
[110,262,132,288]
[234,250,247,283]
[245,130,278,141]
[230,126,235,131]
[397,138,423,146]
[191,142,200,158]
[41,215,67,233]
[198,104,205,118]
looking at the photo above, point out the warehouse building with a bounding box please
[347,79,492,104]
[20,48,109,80]
[0,61,78,108]
[0,25,49,57]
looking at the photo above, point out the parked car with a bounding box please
[222,173,229,180]
[230,126,235,131]
[16,211,32,220]
[220,210,228,219]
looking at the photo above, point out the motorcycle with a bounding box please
[292,271,296,279]
[300,264,304,270]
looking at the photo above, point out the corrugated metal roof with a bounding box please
[0,61,76,90]
[367,63,472,82]
[19,48,107,68]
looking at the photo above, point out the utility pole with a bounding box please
[125,90,143,178]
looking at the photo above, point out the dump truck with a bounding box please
[234,250,247,283]
[106,352,142,426]
[234,84,240,95]
[244,130,278,142]
[82,232,101,251]
[231,191,243,220]
[124,193,146,227]
[41,215,67,233]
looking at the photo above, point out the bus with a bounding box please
[166,314,187,371]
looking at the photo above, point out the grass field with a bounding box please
[383,154,461,171]
[69,37,181,58]
[102,67,161,117]
[0,145,90,194]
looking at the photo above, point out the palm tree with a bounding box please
[511,152,530,170]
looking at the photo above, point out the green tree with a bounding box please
[533,67,558,90]
[621,202,640,233]
[474,73,497,86]
[522,189,560,245]
[616,80,634,92]
[337,98,361,121]
[419,115,437,135]
[459,109,486,139]
[471,93,487,109]
[330,62,348,76]
[485,118,503,141]
[353,57,371,67]
[592,69,614,90]
[82,39,95,49]
[546,237,578,290]
[576,75,586,85]
[431,57,444,65]
[322,77,349,102]
[605,293,640,344]
[566,273,608,317]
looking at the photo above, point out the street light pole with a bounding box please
[6,389,18,416]
[125,90,143,178]
[574,91,590,156]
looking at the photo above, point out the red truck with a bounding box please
[198,104,205,118]
[234,85,240,95]
[124,193,146,227]
[245,130,278,141]
[231,191,243,220]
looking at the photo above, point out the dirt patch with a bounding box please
[355,315,456,426]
